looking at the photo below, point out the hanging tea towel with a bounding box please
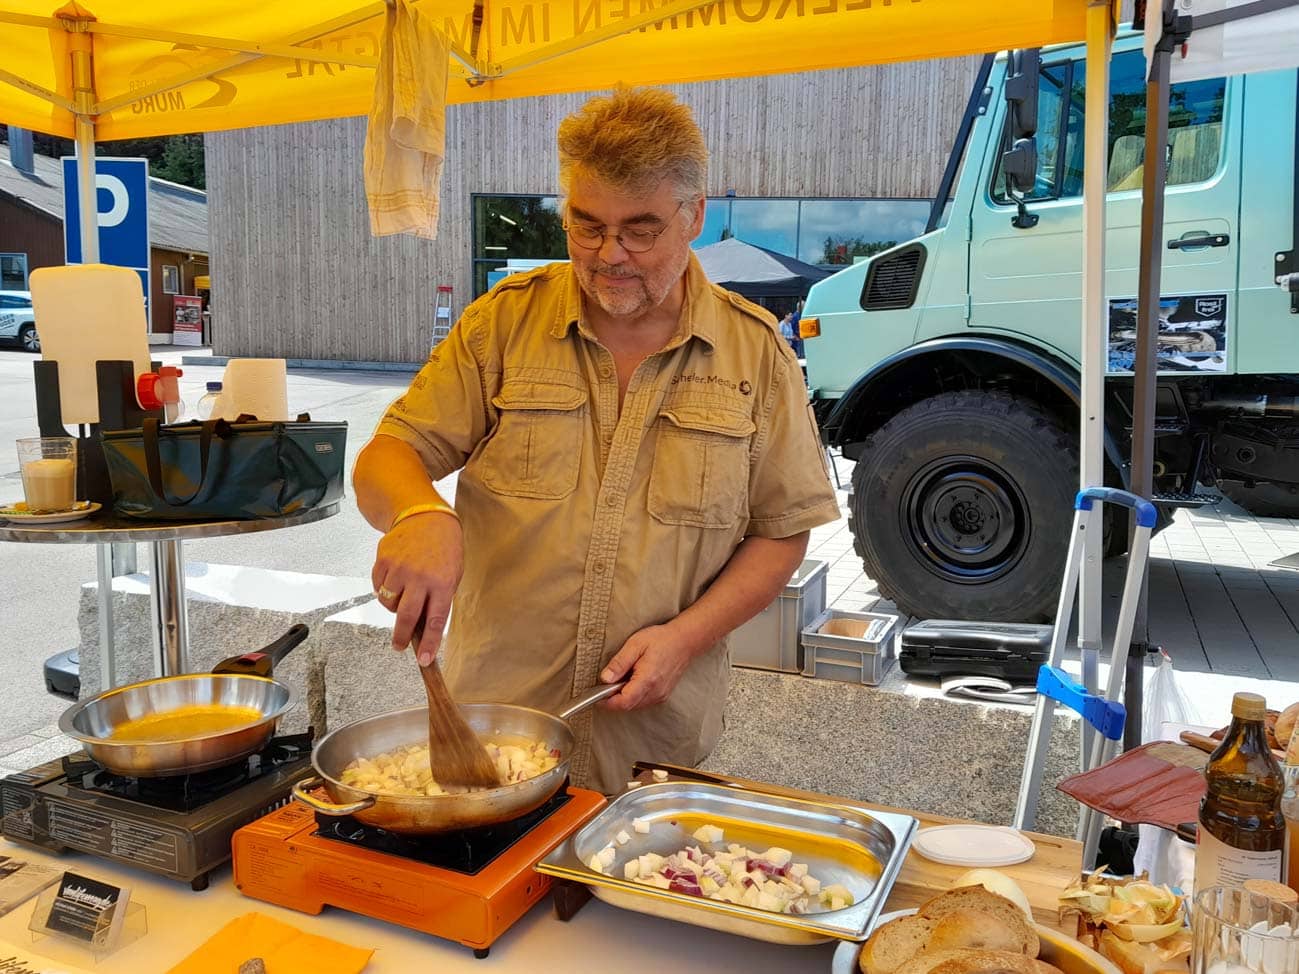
[364,0,450,239]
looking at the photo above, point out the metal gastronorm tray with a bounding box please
[537,781,917,945]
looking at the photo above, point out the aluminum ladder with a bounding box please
[1013,486,1157,869]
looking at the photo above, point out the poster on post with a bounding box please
[1107,293,1229,374]
[172,295,204,347]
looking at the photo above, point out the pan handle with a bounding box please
[213,624,310,677]
[291,775,376,817]
[556,681,627,721]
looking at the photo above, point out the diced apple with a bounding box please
[632,817,651,834]
[639,853,665,874]
[801,875,821,895]
[788,863,808,880]
[761,848,793,868]
[616,830,631,845]
[652,769,669,781]
[757,891,781,911]
[588,854,606,874]
[625,781,642,790]
[741,885,761,908]
[692,824,724,844]
[821,883,853,905]
[624,860,641,880]
[700,876,720,895]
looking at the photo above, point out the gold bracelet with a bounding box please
[389,500,459,532]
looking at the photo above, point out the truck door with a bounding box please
[968,47,1237,376]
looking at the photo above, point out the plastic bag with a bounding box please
[1142,649,1201,744]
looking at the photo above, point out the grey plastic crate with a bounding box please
[800,608,899,686]
[729,559,828,672]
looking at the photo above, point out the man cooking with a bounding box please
[352,86,840,794]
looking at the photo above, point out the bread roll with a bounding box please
[859,887,1042,974]
[860,916,936,974]
[921,888,1040,958]
[927,911,1034,955]
[893,948,1062,974]
[1275,701,1299,751]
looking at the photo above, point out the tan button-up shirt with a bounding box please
[375,255,840,793]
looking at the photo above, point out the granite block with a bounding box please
[76,563,374,735]
[702,668,1082,838]
[312,606,1080,836]
[315,599,426,733]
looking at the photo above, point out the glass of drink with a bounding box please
[16,436,77,513]
[1193,886,1299,974]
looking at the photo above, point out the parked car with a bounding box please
[0,290,39,352]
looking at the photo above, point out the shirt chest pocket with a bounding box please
[648,402,756,528]
[478,380,588,500]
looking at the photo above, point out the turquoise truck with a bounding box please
[800,31,1299,622]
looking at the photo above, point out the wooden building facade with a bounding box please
[206,59,982,364]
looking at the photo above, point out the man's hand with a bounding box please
[371,512,463,665]
[599,624,697,711]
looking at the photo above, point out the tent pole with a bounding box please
[68,27,98,263]
[1128,1,1176,752]
[68,18,137,693]
[1077,0,1113,796]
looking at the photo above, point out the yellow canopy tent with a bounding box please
[0,0,1098,141]
[0,0,1122,841]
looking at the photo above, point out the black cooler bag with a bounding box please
[899,620,1053,684]
[102,417,347,520]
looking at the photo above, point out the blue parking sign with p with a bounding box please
[62,157,151,316]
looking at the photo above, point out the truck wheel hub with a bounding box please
[903,457,1030,583]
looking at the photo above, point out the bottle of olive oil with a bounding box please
[1195,692,1286,891]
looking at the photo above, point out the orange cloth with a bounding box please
[166,912,373,974]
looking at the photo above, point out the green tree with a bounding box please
[1,130,205,189]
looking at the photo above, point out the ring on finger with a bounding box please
[376,584,399,603]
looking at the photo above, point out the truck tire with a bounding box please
[849,390,1076,622]
[1220,480,1299,519]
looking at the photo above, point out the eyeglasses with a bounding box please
[562,201,686,254]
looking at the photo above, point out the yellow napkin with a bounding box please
[166,912,373,974]
[364,0,450,239]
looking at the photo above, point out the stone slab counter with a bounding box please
[314,598,426,734]
[76,563,374,733]
[703,667,1082,837]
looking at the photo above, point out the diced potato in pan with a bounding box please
[339,738,559,796]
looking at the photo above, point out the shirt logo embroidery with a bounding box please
[672,373,751,395]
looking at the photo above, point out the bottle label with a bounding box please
[1195,827,1283,890]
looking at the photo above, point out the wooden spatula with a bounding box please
[412,623,500,790]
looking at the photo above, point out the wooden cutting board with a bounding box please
[30,264,153,425]
[633,764,1081,934]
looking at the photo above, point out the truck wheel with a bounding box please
[850,390,1077,622]
[1220,480,1299,519]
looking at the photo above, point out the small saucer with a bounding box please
[0,500,102,524]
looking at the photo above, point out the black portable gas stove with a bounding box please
[0,732,313,890]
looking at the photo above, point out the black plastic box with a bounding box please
[899,620,1053,684]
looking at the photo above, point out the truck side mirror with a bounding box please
[1003,138,1038,194]
[1001,137,1040,229]
[1005,48,1041,140]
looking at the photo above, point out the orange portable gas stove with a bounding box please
[231,784,605,958]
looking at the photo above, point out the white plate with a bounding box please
[0,501,101,524]
[911,824,1036,867]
